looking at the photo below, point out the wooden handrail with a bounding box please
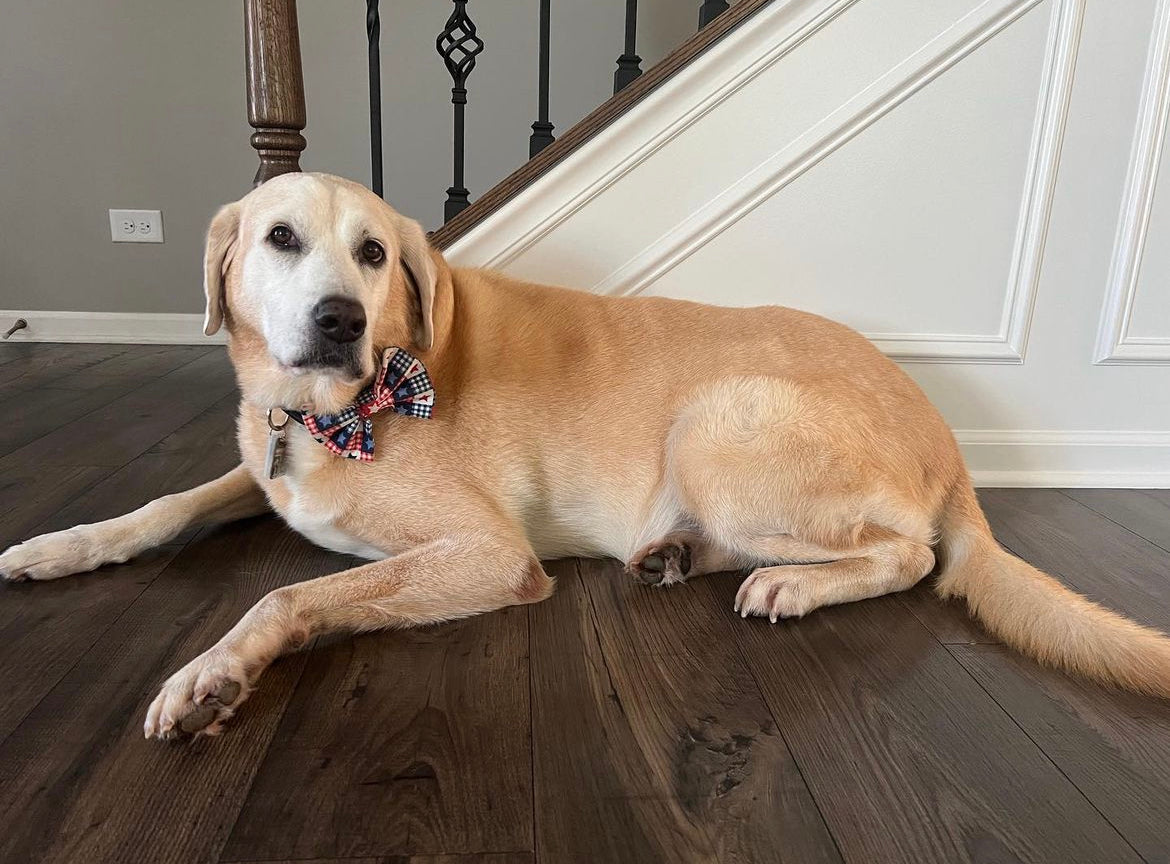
[245,0,307,185]
[429,0,772,249]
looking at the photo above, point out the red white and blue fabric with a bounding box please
[288,347,434,462]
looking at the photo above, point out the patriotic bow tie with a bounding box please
[288,347,435,462]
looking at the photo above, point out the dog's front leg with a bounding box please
[143,531,552,740]
[0,465,268,581]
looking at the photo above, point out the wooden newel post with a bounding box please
[245,0,307,185]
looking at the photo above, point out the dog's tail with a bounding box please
[934,481,1170,697]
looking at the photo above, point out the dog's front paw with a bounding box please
[0,527,115,582]
[144,649,252,741]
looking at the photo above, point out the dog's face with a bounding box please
[203,172,436,413]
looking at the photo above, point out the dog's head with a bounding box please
[203,172,437,413]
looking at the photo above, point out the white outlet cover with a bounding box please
[109,209,164,243]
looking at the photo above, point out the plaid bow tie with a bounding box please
[288,347,435,462]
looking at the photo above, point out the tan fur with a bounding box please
[3,172,1167,740]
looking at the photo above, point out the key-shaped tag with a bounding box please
[265,409,289,479]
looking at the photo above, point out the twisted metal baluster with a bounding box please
[529,0,555,158]
[698,0,729,29]
[437,0,484,223]
[613,0,642,94]
[366,0,383,197]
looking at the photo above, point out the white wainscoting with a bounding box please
[1094,0,1170,365]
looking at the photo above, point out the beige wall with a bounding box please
[0,0,697,315]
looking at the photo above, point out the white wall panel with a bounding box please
[640,3,1051,343]
[1128,108,1170,342]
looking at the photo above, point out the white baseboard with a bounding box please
[957,429,1170,488]
[969,470,1170,488]
[0,310,223,344]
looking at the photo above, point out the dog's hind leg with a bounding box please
[733,529,934,622]
[665,375,942,618]
[144,522,551,740]
[0,464,268,581]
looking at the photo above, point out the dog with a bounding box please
[3,172,1168,740]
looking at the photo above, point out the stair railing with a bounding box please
[243,0,744,225]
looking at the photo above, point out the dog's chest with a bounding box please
[281,491,387,560]
[248,422,388,560]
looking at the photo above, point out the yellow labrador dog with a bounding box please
[3,172,1168,740]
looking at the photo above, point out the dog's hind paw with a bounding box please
[734,566,816,622]
[627,536,693,586]
[144,649,252,741]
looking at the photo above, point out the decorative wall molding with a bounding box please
[446,0,861,268]
[594,0,1083,365]
[956,428,1170,487]
[0,310,223,345]
[1094,0,1170,365]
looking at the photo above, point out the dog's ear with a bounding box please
[397,215,437,351]
[203,202,241,336]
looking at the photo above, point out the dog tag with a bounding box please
[265,409,289,479]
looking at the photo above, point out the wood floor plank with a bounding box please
[0,347,236,469]
[529,560,840,864]
[35,390,240,537]
[579,560,842,864]
[952,644,1170,863]
[0,344,212,396]
[0,344,194,454]
[2,380,144,456]
[222,602,533,860]
[896,580,992,645]
[0,343,132,387]
[222,852,531,856]
[709,575,1143,864]
[0,462,112,549]
[67,344,214,383]
[0,545,182,742]
[1061,488,1170,553]
[980,489,1170,632]
[0,519,345,864]
[528,559,683,863]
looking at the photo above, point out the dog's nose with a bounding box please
[312,296,366,343]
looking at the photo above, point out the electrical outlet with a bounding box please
[109,209,164,243]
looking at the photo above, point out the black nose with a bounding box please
[312,296,366,343]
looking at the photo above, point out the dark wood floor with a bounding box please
[1,344,1169,864]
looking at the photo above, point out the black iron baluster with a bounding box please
[613,0,642,94]
[698,0,729,29]
[366,0,383,197]
[437,0,484,223]
[529,0,555,158]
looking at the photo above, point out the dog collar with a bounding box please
[284,346,435,462]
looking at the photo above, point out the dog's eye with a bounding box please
[269,225,297,248]
[361,240,385,265]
